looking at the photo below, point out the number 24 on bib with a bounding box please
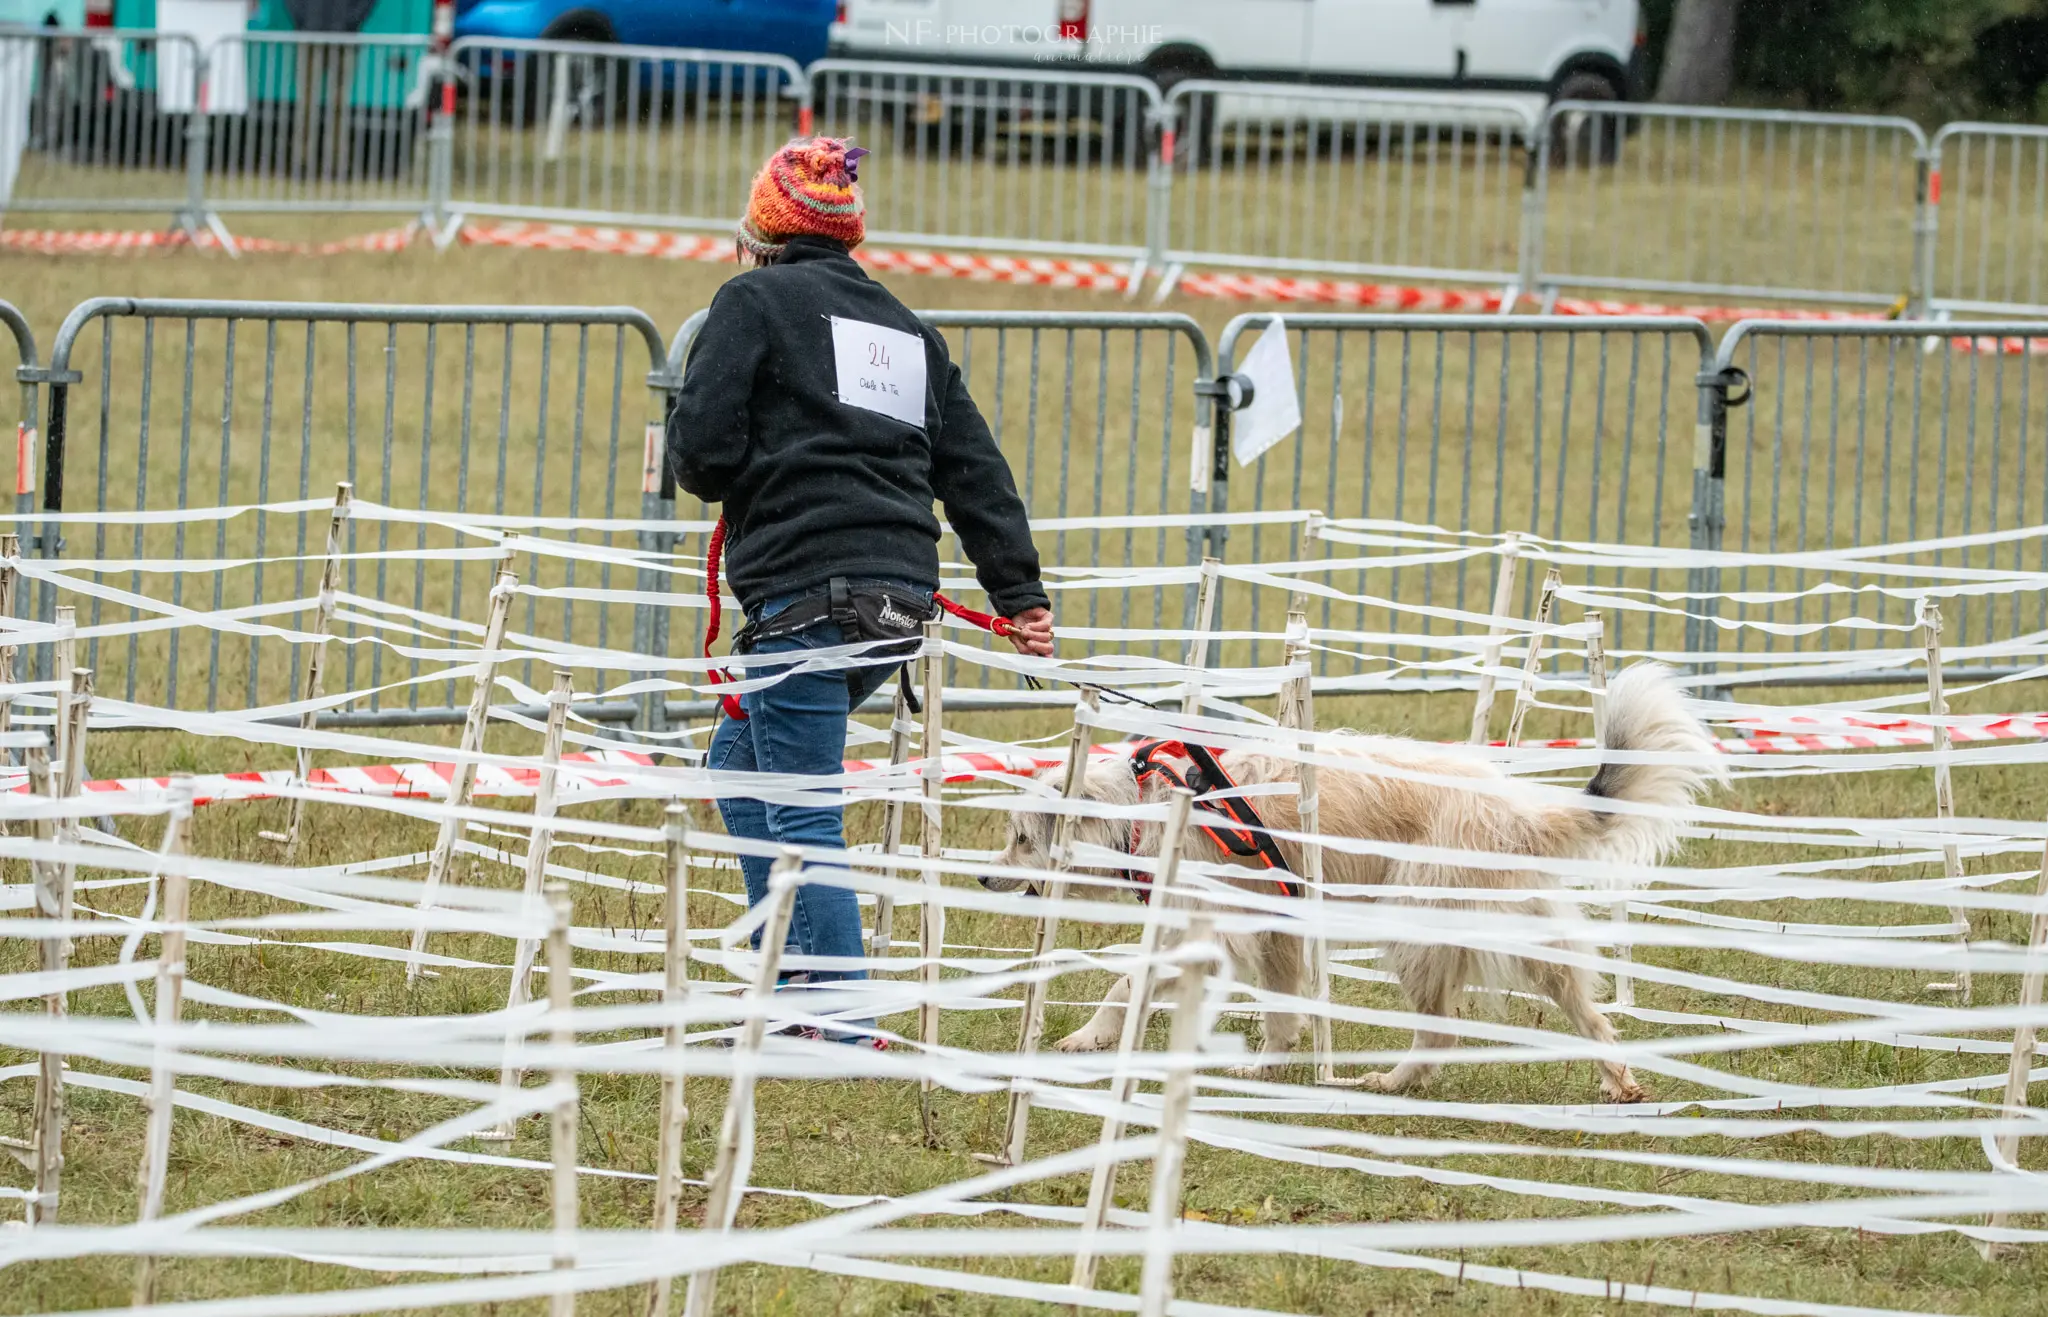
[831,317,928,430]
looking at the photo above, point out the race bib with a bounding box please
[831,317,928,430]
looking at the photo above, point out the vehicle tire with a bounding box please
[350,105,422,182]
[1547,69,1625,167]
[1143,48,1216,168]
[894,78,989,158]
[519,14,620,130]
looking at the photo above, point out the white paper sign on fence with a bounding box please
[1231,316,1302,467]
[158,0,250,115]
[0,38,31,210]
[832,316,929,430]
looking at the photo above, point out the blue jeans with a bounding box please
[710,578,929,990]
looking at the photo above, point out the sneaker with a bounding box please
[796,1025,889,1050]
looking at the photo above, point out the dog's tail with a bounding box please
[1544,662,1723,873]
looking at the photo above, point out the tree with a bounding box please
[1656,0,1741,104]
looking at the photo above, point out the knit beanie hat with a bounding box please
[736,136,867,262]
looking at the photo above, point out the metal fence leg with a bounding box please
[1516,141,1546,311]
[635,400,673,737]
[34,375,70,683]
[1138,100,1175,298]
[1688,365,1745,692]
[1188,377,1232,625]
[424,57,458,242]
[1911,145,1940,321]
[179,96,213,249]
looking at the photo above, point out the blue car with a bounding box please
[453,0,837,67]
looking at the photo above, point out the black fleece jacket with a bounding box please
[666,237,1048,618]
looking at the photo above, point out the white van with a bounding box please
[831,0,1644,106]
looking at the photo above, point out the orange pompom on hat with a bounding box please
[736,136,867,262]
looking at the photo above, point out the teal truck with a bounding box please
[7,1,438,178]
[109,1,437,114]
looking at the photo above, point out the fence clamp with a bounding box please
[1200,374,1255,412]
[1695,366,1752,409]
[15,367,80,388]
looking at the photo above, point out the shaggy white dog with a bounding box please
[987,664,1721,1102]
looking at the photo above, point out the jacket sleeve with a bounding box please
[926,342,1050,618]
[665,281,767,503]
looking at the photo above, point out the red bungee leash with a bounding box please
[703,516,1022,721]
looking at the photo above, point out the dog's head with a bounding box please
[982,756,1144,895]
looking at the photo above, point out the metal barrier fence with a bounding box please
[2,299,37,527]
[39,298,678,725]
[806,58,1164,263]
[1162,82,1534,291]
[199,31,433,221]
[0,28,207,231]
[1928,124,2048,318]
[444,37,806,236]
[1531,102,1932,311]
[1207,314,1710,677]
[1703,321,2048,678]
[662,307,1214,698]
[13,299,2048,716]
[8,28,2048,320]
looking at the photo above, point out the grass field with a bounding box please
[3,222,2048,1315]
[4,671,2048,1315]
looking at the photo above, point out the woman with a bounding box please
[667,136,1054,1045]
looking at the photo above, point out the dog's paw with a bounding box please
[1601,1080,1648,1105]
[1054,1030,1114,1054]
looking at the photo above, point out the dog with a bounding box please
[984,664,1721,1102]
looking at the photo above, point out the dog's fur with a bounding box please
[987,663,1720,1101]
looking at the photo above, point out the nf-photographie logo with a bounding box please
[883,21,1162,61]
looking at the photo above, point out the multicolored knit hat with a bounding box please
[736,136,867,262]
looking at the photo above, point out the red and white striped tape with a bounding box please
[0,226,415,256]
[458,220,1140,290]
[20,712,2047,810]
[1176,271,1507,311]
[6,221,2043,348]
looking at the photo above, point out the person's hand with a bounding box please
[1005,606,1055,658]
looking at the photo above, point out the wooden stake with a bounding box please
[1467,534,1524,744]
[994,688,1101,1167]
[1504,569,1562,749]
[27,745,64,1225]
[683,855,801,1317]
[1136,914,1218,1317]
[545,882,578,1317]
[0,533,20,812]
[644,802,693,1317]
[132,776,196,1307]
[918,619,945,1142]
[1586,611,1633,1010]
[868,659,917,960]
[56,668,90,956]
[408,565,519,982]
[52,605,73,774]
[1585,611,1610,746]
[1072,788,1195,1292]
[262,482,352,859]
[1922,602,1973,1002]
[482,670,576,1144]
[1277,613,1340,1088]
[1982,822,2048,1256]
[1183,556,1222,716]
